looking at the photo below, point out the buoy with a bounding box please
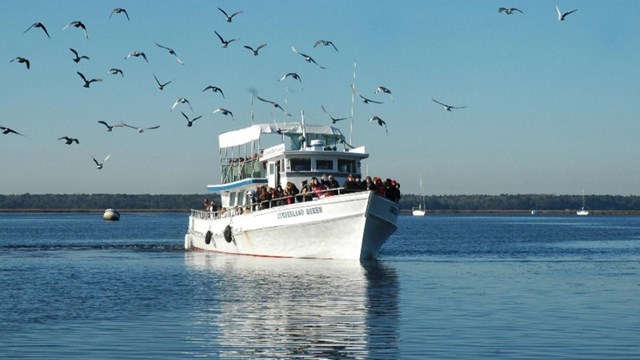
[103,209,120,221]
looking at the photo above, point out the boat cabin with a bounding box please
[208,123,368,210]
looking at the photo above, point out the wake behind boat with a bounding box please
[184,115,400,260]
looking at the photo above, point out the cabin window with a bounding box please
[316,159,333,170]
[269,163,275,175]
[338,159,357,173]
[290,158,311,171]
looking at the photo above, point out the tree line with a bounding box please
[1,193,640,212]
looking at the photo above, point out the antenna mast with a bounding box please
[350,62,356,145]
[250,94,255,125]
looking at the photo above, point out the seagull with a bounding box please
[62,21,88,39]
[69,48,89,63]
[358,92,383,104]
[375,86,393,101]
[155,42,183,64]
[337,137,355,149]
[97,121,123,132]
[313,39,338,52]
[213,108,234,120]
[9,57,30,70]
[58,136,79,145]
[110,8,130,20]
[321,105,349,124]
[88,153,110,169]
[120,122,160,133]
[1,126,25,136]
[218,7,242,22]
[498,7,523,15]
[369,116,388,135]
[214,30,238,48]
[244,43,267,56]
[108,68,124,77]
[291,46,326,69]
[172,97,193,112]
[77,72,102,88]
[279,73,303,89]
[153,73,171,90]
[556,5,577,21]
[24,22,50,38]
[202,85,225,98]
[125,50,148,63]
[432,98,466,111]
[181,111,202,127]
[257,96,285,112]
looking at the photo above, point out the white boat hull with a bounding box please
[412,209,426,217]
[185,191,399,260]
[577,209,589,216]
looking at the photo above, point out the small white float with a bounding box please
[103,209,120,221]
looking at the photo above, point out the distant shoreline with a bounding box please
[2,209,639,216]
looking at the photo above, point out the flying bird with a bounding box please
[321,105,349,124]
[24,22,50,38]
[498,7,523,15]
[213,108,234,120]
[88,153,110,169]
[172,97,193,112]
[125,50,148,63]
[214,30,238,48]
[369,116,388,135]
[202,85,225,98]
[62,21,88,39]
[218,7,243,22]
[337,137,356,149]
[257,96,285,112]
[69,48,89,63]
[153,73,171,90]
[279,72,303,89]
[556,5,577,21]
[155,42,183,64]
[357,92,383,104]
[244,43,267,56]
[432,98,466,111]
[77,72,102,88]
[1,126,25,136]
[181,111,202,127]
[375,86,393,101]
[110,8,130,20]
[120,122,160,133]
[313,39,338,52]
[291,46,326,69]
[58,136,79,145]
[97,121,123,132]
[10,57,30,69]
[108,68,124,77]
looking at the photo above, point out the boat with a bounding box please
[577,190,589,216]
[412,173,426,217]
[184,115,400,260]
[103,208,120,221]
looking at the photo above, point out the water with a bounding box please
[1,213,639,359]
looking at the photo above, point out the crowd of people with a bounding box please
[202,174,401,216]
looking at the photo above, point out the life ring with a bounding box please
[205,230,213,245]
[223,225,234,243]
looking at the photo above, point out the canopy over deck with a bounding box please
[218,123,345,149]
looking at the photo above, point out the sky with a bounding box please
[1,1,639,196]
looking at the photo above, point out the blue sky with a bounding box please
[1,1,639,196]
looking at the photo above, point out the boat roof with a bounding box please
[219,123,345,149]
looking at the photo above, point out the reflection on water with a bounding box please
[185,253,399,359]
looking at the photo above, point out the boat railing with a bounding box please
[191,187,369,218]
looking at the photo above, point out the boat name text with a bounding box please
[276,206,323,219]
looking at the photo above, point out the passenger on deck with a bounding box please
[284,182,299,205]
[258,186,271,209]
[310,177,328,198]
[321,174,331,188]
[343,174,358,191]
[362,176,375,191]
[327,175,340,189]
[299,180,313,202]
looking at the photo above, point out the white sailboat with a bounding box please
[577,190,589,216]
[412,173,426,217]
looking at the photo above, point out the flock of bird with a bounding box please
[3,4,579,172]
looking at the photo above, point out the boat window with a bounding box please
[290,158,311,171]
[269,163,275,175]
[316,159,333,170]
[338,159,357,173]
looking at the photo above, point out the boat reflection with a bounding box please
[184,252,399,359]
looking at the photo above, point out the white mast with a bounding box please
[350,62,356,145]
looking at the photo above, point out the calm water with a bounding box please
[1,213,639,359]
